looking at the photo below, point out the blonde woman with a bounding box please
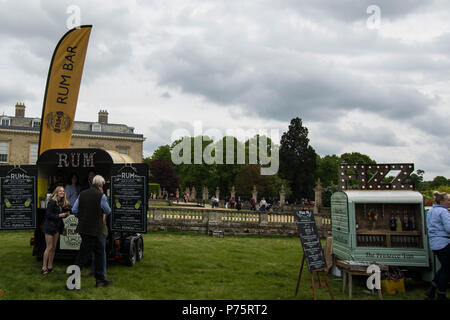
[425,191,450,300]
[41,186,71,274]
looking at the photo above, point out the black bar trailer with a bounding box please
[0,148,148,266]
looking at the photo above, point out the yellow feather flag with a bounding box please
[38,25,92,155]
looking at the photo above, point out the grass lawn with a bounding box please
[0,230,432,300]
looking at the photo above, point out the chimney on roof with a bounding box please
[98,109,108,124]
[15,102,25,117]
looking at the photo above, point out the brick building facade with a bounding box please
[0,103,145,165]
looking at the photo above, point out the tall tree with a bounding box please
[406,169,425,190]
[149,158,180,194]
[279,117,317,201]
[150,145,172,163]
[340,152,376,165]
[316,154,341,187]
[431,176,449,188]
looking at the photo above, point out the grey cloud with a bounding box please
[409,109,450,138]
[148,35,433,122]
[314,123,406,147]
[143,119,195,155]
[0,81,35,106]
[279,0,432,22]
[0,0,135,81]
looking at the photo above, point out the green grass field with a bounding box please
[0,230,433,300]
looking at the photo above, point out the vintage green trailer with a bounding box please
[331,190,430,269]
[330,163,445,281]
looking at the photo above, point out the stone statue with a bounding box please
[191,186,196,200]
[230,186,236,200]
[252,185,258,203]
[279,184,286,207]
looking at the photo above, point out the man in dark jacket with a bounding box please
[72,175,113,287]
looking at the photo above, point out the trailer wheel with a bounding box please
[136,237,143,261]
[127,239,137,266]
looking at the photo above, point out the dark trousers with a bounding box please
[75,233,105,281]
[432,243,450,294]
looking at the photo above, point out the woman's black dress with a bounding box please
[42,199,64,235]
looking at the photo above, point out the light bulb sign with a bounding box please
[338,163,414,191]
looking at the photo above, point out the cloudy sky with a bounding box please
[0,0,449,179]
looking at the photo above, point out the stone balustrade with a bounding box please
[147,206,331,237]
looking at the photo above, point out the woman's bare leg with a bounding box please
[42,234,54,271]
[48,233,59,269]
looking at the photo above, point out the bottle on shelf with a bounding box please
[390,214,396,231]
[396,214,402,232]
[403,210,409,231]
[410,215,416,231]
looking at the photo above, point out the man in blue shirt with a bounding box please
[72,175,113,287]
[425,191,450,300]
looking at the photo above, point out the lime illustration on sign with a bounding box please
[135,200,142,209]
[24,198,32,207]
[60,215,81,250]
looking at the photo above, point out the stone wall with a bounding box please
[148,207,332,238]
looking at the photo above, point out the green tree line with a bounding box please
[144,117,449,203]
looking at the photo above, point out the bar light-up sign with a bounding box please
[338,163,414,191]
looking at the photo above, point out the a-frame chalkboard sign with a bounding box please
[294,209,333,300]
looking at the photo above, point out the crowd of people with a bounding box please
[41,170,113,288]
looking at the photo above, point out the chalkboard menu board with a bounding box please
[0,166,37,230]
[294,210,327,271]
[111,165,147,233]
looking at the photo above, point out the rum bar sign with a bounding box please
[294,210,327,272]
[110,165,147,233]
[0,166,37,230]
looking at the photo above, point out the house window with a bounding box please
[1,117,11,126]
[29,143,38,164]
[118,149,128,155]
[91,123,102,132]
[32,119,41,128]
[0,142,9,163]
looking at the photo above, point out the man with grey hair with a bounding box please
[72,174,113,287]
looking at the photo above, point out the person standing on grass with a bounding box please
[72,175,113,287]
[425,191,450,300]
[89,205,110,279]
[41,186,71,274]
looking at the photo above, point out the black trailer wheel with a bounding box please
[127,239,137,266]
[136,237,143,261]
